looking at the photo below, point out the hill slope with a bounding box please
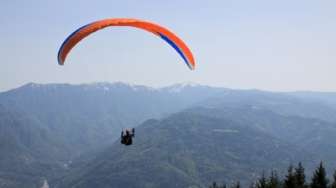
[0,105,65,188]
[56,107,327,188]
[0,82,221,187]
[1,83,336,188]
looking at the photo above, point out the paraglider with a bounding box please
[57,18,196,146]
[57,18,195,70]
[121,128,135,146]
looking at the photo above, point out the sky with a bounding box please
[1,0,336,92]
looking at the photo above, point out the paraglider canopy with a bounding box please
[58,18,195,70]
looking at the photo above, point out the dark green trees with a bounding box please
[331,171,336,188]
[311,162,328,188]
[209,182,226,188]
[294,162,306,188]
[284,163,306,188]
[212,162,335,188]
[256,172,268,188]
[284,165,296,188]
[268,171,281,188]
[209,182,240,188]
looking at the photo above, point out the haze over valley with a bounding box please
[1,82,335,187]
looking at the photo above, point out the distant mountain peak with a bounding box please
[170,82,202,88]
[11,82,158,93]
[26,82,40,87]
[84,82,158,92]
[13,82,69,92]
[163,82,206,93]
[13,82,209,94]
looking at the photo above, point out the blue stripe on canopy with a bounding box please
[58,23,93,65]
[158,33,192,70]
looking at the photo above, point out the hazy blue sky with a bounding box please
[1,0,335,91]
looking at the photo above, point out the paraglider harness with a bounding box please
[121,128,135,146]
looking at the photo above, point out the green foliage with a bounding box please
[256,172,268,188]
[331,171,336,188]
[268,170,281,188]
[232,181,240,188]
[241,163,334,188]
[275,162,306,188]
[208,181,241,188]
[209,182,227,188]
[294,162,306,188]
[311,162,329,188]
[253,170,281,188]
[284,165,296,188]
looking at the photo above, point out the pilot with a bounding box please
[121,128,135,146]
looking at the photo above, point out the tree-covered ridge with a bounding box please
[1,83,336,187]
[210,162,336,188]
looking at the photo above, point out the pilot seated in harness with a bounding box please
[121,128,135,146]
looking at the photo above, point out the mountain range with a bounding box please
[0,82,335,188]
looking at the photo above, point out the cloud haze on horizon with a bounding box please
[1,0,336,92]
